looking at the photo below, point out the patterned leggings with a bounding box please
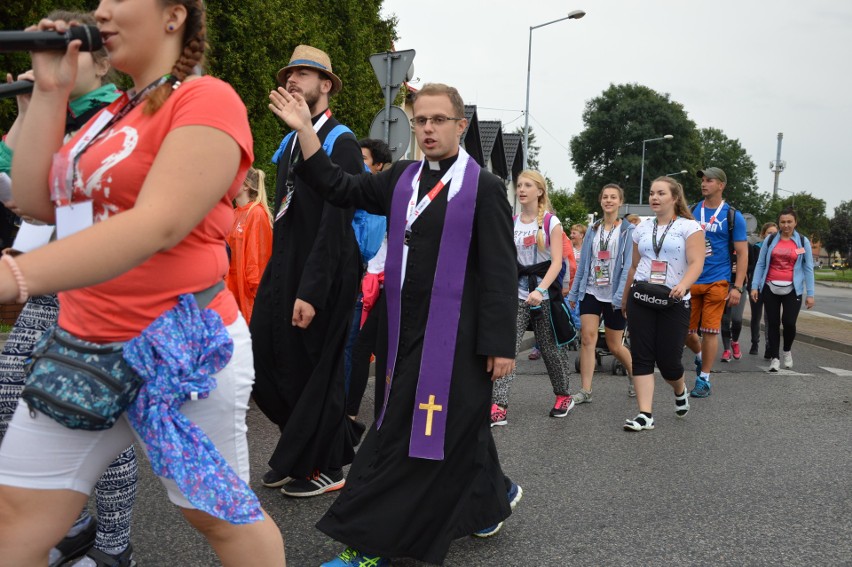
[0,295,137,554]
[492,299,572,407]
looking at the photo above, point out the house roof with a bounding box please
[503,132,524,180]
[461,104,484,167]
[479,120,508,179]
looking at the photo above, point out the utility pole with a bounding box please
[770,132,785,199]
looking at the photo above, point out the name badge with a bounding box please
[597,250,611,260]
[594,262,611,286]
[795,247,805,255]
[55,201,94,240]
[523,234,535,247]
[650,260,668,284]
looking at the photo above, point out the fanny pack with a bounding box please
[767,280,794,295]
[630,281,679,310]
[21,282,224,431]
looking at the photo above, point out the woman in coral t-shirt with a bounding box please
[0,1,284,565]
[227,167,272,323]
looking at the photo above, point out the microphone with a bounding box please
[0,26,103,53]
[0,80,34,100]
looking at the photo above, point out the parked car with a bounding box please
[831,261,849,270]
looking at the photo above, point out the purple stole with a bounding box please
[378,152,480,460]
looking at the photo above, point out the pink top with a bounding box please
[766,238,797,282]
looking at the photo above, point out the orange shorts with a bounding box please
[688,281,729,334]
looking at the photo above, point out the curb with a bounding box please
[742,318,852,356]
[815,280,852,289]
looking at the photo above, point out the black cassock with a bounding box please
[298,150,518,564]
[250,114,363,478]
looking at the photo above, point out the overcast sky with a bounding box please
[381,0,850,217]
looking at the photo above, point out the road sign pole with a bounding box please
[384,53,393,143]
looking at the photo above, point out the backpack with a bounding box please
[513,212,568,290]
[272,125,386,263]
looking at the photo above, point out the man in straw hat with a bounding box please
[269,82,520,566]
[251,45,364,498]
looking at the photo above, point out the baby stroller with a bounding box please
[574,321,630,375]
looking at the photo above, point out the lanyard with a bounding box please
[404,156,460,234]
[700,200,725,229]
[274,109,332,222]
[598,220,618,252]
[58,75,174,206]
[652,216,676,258]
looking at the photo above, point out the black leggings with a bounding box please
[749,294,765,347]
[761,285,802,359]
[627,292,691,380]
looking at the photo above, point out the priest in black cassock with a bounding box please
[250,46,363,497]
[268,82,521,566]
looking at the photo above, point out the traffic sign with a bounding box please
[369,49,416,103]
[369,106,410,162]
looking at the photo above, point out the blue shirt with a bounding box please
[692,201,747,284]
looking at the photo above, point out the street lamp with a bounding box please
[639,134,673,204]
[523,9,585,170]
[665,169,688,177]
[777,187,796,206]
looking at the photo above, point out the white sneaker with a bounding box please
[769,358,781,372]
[782,351,793,369]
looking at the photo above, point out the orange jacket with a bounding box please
[226,202,272,323]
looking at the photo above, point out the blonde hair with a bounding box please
[518,170,553,250]
[651,176,693,220]
[571,223,587,237]
[244,168,272,225]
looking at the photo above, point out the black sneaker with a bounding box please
[74,544,136,567]
[262,469,292,488]
[749,343,759,355]
[281,469,345,497]
[51,517,96,567]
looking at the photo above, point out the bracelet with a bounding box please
[535,287,547,294]
[2,253,28,304]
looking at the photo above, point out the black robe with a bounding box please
[298,150,518,564]
[250,113,363,477]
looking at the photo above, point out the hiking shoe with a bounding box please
[674,388,690,418]
[528,347,541,360]
[473,482,523,538]
[749,343,759,355]
[782,351,793,369]
[281,469,344,497]
[690,377,711,398]
[721,349,732,362]
[261,469,291,488]
[70,545,136,567]
[549,395,575,418]
[769,358,781,372]
[50,517,96,567]
[731,341,742,359]
[624,413,655,431]
[321,547,389,567]
[490,403,507,427]
[572,389,593,404]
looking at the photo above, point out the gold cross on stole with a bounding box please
[418,394,443,436]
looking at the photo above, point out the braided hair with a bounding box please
[144,0,207,114]
[517,170,553,251]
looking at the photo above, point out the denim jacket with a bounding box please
[750,230,815,298]
[568,219,635,309]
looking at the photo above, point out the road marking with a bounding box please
[839,313,852,319]
[758,367,813,376]
[805,311,851,322]
[820,367,852,376]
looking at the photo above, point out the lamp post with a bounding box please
[523,9,585,170]
[777,187,796,207]
[639,134,673,204]
[665,169,688,177]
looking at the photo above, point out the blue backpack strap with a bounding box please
[322,124,354,155]
[271,131,295,165]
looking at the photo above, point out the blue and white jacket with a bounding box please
[751,230,815,298]
[568,219,635,309]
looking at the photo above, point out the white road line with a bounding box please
[805,311,851,322]
[758,367,813,376]
[839,313,852,319]
[820,367,852,377]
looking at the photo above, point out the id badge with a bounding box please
[795,247,805,255]
[650,260,668,284]
[55,201,93,240]
[704,238,713,257]
[597,250,611,260]
[594,261,611,286]
[523,234,535,247]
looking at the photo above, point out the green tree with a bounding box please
[549,190,589,228]
[698,127,769,218]
[824,201,852,264]
[569,83,703,209]
[514,125,541,171]
[764,192,830,241]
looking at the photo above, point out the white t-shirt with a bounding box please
[632,217,703,300]
[515,215,562,300]
[586,222,620,303]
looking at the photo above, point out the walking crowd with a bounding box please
[0,2,819,566]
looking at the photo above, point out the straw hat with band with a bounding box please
[277,45,342,95]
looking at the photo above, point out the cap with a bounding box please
[696,167,727,183]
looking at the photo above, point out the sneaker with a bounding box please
[627,382,636,398]
[690,376,711,398]
[769,358,781,372]
[261,469,291,488]
[473,482,523,538]
[321,547,389,567]
[50,518,96,567]
[572,389,592,404]
[694,355,702,376]
[782,351,793,369]
[721,349,732,362]
[763,349,771,360]
[490,403,507,427]
[281,469,344,497]
[623,413,655,431]
[549,394,575,418]
[749,343,759,355]
[70,545,136,567]
[674,388,690,418]
[528,347,541,360]
[731,341,742,359]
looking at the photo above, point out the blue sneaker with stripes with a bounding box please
[472,481,523,537]
[690,376,711,398]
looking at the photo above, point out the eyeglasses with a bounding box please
[409,115,464,128]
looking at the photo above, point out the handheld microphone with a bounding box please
[0,80,34,100]
[0,26,103,53]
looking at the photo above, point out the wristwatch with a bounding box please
[733,286,745,294]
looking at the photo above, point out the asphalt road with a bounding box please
[124,339,851,566]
